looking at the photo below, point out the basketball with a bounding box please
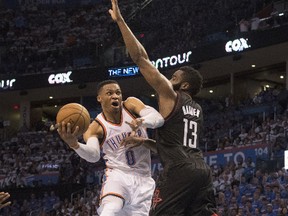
[56,103,90,137]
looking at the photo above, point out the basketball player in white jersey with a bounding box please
[57,80,164,216]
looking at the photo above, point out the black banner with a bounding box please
[0,67,107,92]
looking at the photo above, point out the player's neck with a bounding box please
[102,111,121,124]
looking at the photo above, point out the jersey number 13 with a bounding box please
[183,118,197,148]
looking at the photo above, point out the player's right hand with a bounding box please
[57,122,79,149]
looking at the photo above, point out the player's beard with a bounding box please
[172,82,181,91]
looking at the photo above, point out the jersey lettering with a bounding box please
[183,118,197,148]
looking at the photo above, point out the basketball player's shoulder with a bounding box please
[124,96,142,104]
[123,97,144,110]
[85,119,104,139]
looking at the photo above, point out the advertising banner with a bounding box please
[203,143,269,167]
[150,143,270,175]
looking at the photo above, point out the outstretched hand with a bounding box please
[57,122,79,149]
[121,135,144,149]
[0,192,11,209]
[120,119,144,148]
[125,118,144,132]
[109,0,123,22]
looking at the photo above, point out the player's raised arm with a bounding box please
[109,0,176,106]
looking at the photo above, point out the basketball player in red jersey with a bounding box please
[109,0,218,215]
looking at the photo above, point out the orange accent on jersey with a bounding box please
[100,192,125,201]
[123,103,137,120]
[101,111,123,126]
[95,118,107,147]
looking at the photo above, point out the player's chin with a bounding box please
[111,104,120,111]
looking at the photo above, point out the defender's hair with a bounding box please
[179,66,203,96]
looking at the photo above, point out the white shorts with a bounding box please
[98,168,155,216]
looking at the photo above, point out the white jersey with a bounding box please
[96,105,151,176]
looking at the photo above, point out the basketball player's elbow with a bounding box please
[87,151,101,163]
[131,55,141,64]
[140,106,165,129]
[153,116,164,129]
[92,150,101,162]
[132,54,147,66]
[84,136,101,163]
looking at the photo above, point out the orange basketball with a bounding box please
[56,103,90,137]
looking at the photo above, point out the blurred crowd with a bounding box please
[0,0,138,75]
[1,0,288,75]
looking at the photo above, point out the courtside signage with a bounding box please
[225,38,251,53]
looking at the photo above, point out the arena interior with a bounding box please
[0,0,288,215]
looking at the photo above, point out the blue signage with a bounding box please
[203,143,269,166]
[108,65,140,78]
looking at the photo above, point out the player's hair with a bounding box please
[179,66,203,96]
[97,80,120,94]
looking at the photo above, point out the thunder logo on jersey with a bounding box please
[106,128,144,151]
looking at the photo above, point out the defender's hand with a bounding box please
[109,0,123,22]
[121,136,144,148]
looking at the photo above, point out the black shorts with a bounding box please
[149,158,217,216]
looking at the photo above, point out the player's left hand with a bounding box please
[125,118,143,132]
[109,0,123,22]
[121,118,144,148]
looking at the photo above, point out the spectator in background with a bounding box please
[265,203,276,215]
[279,206,288,215]
[243,157,256,168]
[250,13,261,31]
[270,7,280,27]
[49,191,61,211]
[239,18,250,32]
[243,157,256,183]
[277,89,288,114]
[0,192,11,209]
